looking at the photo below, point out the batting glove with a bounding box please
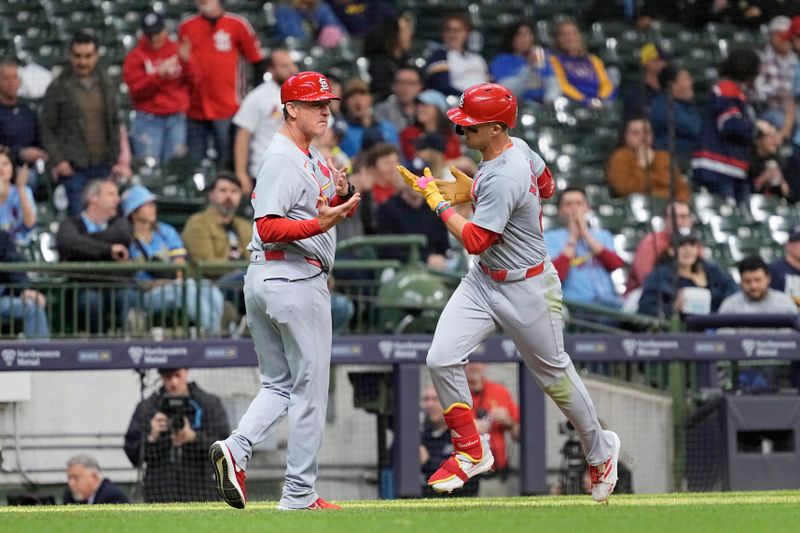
[397,165,451,216]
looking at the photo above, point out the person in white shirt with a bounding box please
[233,49,299,194]
[718,256,799,315]
[423,12,489,97]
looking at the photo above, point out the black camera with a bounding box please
[557,420,586,494]
[160,395,190,433]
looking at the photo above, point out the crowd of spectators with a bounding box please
[6,1,800,339]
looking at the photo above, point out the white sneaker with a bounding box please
[427,434,494,493]
[589,430,621,503]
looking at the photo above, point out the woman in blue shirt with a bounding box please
[489,22,559,104]
[0,146,36,245]
[122,185,224,336]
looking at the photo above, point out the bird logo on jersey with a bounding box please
[317,161,331,178]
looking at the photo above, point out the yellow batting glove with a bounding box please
[434,165,474,205]
[396,165,451,216]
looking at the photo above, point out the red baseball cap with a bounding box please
[280,71,340,104]
[782,16,800,40]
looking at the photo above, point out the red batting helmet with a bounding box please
[280,71,340,104]
[446,83,517,129]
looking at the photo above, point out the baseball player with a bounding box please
[209,71,360,511]
[397,83,621,502]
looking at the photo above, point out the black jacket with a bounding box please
[123,383,230,503]
[40,65,120,169]
[0,230,29,292]
[56,215,132,262]
[63,478,129,504]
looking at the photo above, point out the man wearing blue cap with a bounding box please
[121,185,224,335]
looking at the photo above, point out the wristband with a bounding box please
[440,206,455,223]
[337,182,356,200]
[434,200,451,217]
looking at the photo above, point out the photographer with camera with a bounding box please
[466,363,520,478]
[124,367,230,502]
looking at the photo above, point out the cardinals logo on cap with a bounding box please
[319,77,330,91]
[459,93,465,108]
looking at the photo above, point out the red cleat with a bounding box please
[427,434,494,493]
[210,441,247,509]
[589,431,621,503]
[277,497,342,511]
[307,497,341,510]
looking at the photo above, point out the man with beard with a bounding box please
[182,171,252,314]
[233,49,299,194]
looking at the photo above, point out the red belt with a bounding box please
[479,261,544,282]
[265,250,323,269]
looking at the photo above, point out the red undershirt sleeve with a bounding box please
[328,195,357,216]
[256,216,323,243]
[552,254,571,281]
[596,248,625,271]
[462,222,500,255]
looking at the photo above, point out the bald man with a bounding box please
[233,49,300,193]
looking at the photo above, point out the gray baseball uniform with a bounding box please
[224,132,336,509]
[427,137,615,465]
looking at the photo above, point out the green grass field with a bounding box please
[3,491,800,533]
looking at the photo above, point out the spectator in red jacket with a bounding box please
[123,12,199,164]
[467,363,520,477]
[178,0,266,168]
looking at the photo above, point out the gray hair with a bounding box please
[66,454,101,473]
[82,178,114,207]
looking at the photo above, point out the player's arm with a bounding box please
[255,195,361,243]
[233,128,254,195]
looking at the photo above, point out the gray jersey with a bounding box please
[470,137,548,270]
[248,132,337,269]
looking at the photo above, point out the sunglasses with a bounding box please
[464,125,480,133]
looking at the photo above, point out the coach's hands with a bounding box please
[327,158,353,198]
[434,166,473,205]
[397,166,450,215]
[317,193,361,231]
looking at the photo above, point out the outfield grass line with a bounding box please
[2,491,800,514]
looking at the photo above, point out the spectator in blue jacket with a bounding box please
[544,187,625,309]
[638,234,738,319]
[423,12,489,97]
[691,49,760,203]
[275,0,347,47]
[489,22,559,104]
[0,229,49,339]
[339,78,399,157]
[650,64,702,170]
[122,185,224,336]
